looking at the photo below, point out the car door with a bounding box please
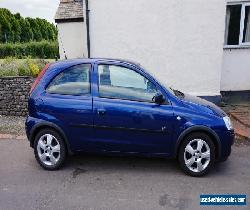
[92,62,175,155]
[40,63,94,152]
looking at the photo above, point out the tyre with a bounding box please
[219,156,228,162]
[34,129,67,170]
[178,132,215,177]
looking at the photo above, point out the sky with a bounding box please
[0,0,60,23]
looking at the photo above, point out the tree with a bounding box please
[0,23,2,40]
[20,18,33,42]
[14,13,21,20]
[0,12,11,42]
[37,18,49,40]
[27,18,42,41]
[11,17,21,42]
[0,8,57,43]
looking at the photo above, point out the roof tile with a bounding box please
[55,0,84,21]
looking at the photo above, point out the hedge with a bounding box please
[0,41,59,59]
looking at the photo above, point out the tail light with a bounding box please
[30,63,50,94]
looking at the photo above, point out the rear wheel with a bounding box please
[34,129,66,170]
[178,132,215,177]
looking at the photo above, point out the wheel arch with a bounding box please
[29,122,73,155]
[174,126,221,160]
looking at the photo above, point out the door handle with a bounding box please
[97,109,106,116]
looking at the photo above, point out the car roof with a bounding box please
[49,58,141,70]
[92,58,141,66]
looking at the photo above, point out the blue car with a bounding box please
[26,58,234,176]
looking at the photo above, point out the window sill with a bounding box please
[224,45,250,50]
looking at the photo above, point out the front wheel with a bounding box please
[34,129,66,170]
[178,132,215,177]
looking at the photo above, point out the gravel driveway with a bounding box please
[0,116,26,135]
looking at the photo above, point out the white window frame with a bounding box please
[240,2,250,45]
[225,1,250,47]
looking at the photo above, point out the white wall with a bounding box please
[57,21,87,59]
[89,0,226,96]
[221,0,250,91]
[221,48,250,91]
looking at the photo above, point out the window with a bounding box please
[47,64,90,95]
[98,65,158,102]
[243,5,250,43]
[225,3,250,46]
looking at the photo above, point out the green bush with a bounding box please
[0,57,18,76]
[0,41,59,59]
[17,60,32,76]
[18,65,31,76]
[0,58,52,77]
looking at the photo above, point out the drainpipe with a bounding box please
[85,0,91,58]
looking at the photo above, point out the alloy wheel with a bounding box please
[37,134,61,166]
[184,139,210,173]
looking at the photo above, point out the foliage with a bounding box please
[0,57,18,76]
[18,65,31,76]
[0,41,59,59]
[0,8,57,43]
[0,58,53,77]
[28,61,40,77]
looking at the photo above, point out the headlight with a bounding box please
[223,116,233,130]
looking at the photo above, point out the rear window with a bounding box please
[46,64,91,95]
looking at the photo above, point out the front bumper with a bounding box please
[215,129,235,161]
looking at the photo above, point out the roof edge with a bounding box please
[55,17,84,23]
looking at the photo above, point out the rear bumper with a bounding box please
[25,116,31,142]
[25,115,41,147]
[25,116,74,154]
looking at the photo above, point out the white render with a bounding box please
[57,21,87,59]
[88,0,226,96]
[221,0,250,92]
[221,48,250,91]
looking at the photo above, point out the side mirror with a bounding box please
[153,92,165,104]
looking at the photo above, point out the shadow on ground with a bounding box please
[64,153,230,179]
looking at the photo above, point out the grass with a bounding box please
[0,58,56,77]
[0,59,55,64]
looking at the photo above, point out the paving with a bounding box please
[221,103,250,140]
[0,137,249,210]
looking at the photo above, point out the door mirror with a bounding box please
[152,92,165,104]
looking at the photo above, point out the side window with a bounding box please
[47,64,90,95]
[98,65,158,102]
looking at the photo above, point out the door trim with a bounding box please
[71,123,167,133]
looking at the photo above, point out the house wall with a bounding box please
[221,0,250,92]
[57,21,87,59]
[221,48,250,91]
[88,0,226,97]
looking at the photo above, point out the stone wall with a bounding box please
[0,77,34,116]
